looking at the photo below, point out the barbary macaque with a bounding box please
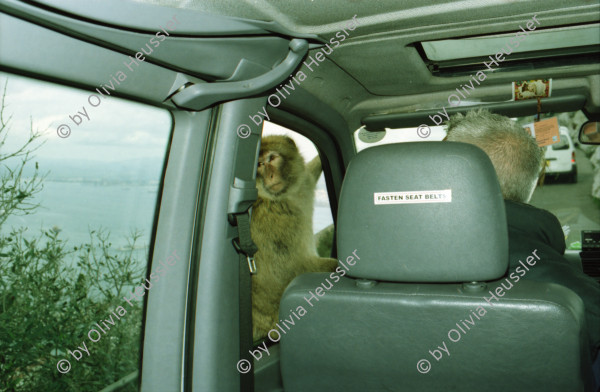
[251,135,337,341]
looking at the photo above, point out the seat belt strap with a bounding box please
[233,212,257,392]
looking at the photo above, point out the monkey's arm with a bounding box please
[315,224,335,258]
[307,155,322,183]
[315,257,338,272]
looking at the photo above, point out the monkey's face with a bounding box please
[255,135,304,200]
[257,151,286,196]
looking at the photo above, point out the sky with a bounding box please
[0,72,171,163]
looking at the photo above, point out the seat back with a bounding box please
[279,142,591,391]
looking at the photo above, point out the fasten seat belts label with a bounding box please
[373,189,452,205]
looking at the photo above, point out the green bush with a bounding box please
[0,228,146,392]
[0,80,146,391]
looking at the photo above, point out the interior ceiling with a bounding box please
[136,0,600,129]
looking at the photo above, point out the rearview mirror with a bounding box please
[579,121,600,144]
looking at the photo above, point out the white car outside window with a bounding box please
[544,126,577,183]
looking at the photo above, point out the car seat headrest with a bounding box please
[337,142,508,282]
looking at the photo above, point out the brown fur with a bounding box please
[251,135,337,341]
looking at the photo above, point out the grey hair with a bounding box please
[445,109,544,203]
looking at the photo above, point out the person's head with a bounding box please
[444,109,543,203]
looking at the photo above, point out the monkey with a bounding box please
[250,135,338,341]
[315,223,335,258]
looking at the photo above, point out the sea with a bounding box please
[1,180,334,266]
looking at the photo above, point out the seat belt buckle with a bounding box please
[247,255,257,275]
[233,238,258,274]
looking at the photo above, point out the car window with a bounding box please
[0,73,171,391]
[524,113,598,250]
[551,134,570,150]
[261,121,334,257]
